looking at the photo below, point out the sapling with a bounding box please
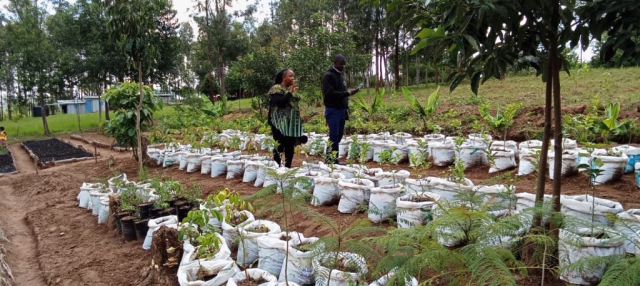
[479,102,523,151]
[449,137,467,184]
[590,102,632,155]
[578,144,604,235]
[247,167,314,284]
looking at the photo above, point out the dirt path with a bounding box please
[0,183,46,286]
[8,144,36,174]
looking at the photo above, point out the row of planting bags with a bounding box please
[176,210,420,286]
[148,129,640,184]
[76,174,180,249]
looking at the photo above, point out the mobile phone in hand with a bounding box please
[357,83,364,89]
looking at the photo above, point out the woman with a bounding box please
[268,69,306,168]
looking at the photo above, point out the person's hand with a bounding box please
[290,82,298,93]
[349,88,360,95]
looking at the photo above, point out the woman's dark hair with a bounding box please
[274,69,291,85]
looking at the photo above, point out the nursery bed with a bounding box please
[0,149,17,175]
[22,138,93,166]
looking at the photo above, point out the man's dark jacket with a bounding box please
[322,67,350,109]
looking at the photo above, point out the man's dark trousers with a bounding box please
[325,107,346,162]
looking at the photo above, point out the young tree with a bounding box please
[106,0,168,171]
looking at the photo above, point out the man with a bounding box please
[321,55,360,164]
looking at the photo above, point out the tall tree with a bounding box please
[106,0,168,170]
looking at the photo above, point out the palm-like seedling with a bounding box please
[402,86,440,133]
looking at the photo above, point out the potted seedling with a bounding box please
[401,86,440,133]
[479,103,522,173]
[559,144,625,285]
[211,189,255,250]
[118,182,142,241]
[587,102,631,184]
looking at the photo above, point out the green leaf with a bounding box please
[470,71,482,95]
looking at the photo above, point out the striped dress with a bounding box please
[268,84,303,138]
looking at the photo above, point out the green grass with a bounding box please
[1,106,177,143]
[386,66,640,110]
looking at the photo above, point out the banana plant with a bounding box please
[352,89,384,120]
[590,102,632,149]
[402,86,440,132]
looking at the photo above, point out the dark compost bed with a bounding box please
[22,138,93,164]
[0,149,17,174]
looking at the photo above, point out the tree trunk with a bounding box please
[39,94,50,135]
[219,55,226,98]
[415,55,420,85]
[551,26,563,214]
[394,27,400,90]
[533,54,553,228]
[137,60,144,171]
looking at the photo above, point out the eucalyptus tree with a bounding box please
[105,0,168,170]
[7,0,54,134]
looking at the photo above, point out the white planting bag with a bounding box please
[369,268,419,286]
[143,215,178,250]
[489,149,517,173]
[426,177,474,202]
[242,161,261,183]
[180,233,231,264]
[368,184,404,223]
[424,133,445,143]
[548,150,579,179]
[407,141,429,167]
[78,182,103,208]
[591,153,628,185]
[430,141,455,167]
[97,197,110,224]
[614,209,640,254]
[163,151,182,168]
[393,132,413,144]
[237,220,282,266]
[278,236,319,285]
[456,141,488,169]
[519,140,542,152]
[221,210,256,249]
[517,148,539,176]
[226,159,246,179]
[177,259,242,286]
[375,170,410,187]
[186,153,204,173]
[390,144,409,164]
[338,178,375,213]
[107,173,128,192]
[312,252,367,286]
[226,268,278,286]
[372,140,394,163]
[89,191,109,216]
[201,156,213,175]
[255,161,279,187]
[338,140,351,158]
[515,192,552,212]
[257,234,289,276]
[612,145,640,174]
[396,192,441,228]
[558,228,624,285]
[294,171,321,195]
[179,152,190,171]
[311,174,344,206]
[211,155,227,178]
[301,161,332,176]
[561,195,623,226]
[491,140,518,155]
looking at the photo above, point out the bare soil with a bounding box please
[0,132,638,285]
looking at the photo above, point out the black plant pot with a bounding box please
[120,216,137,241]
[134,218,150,240]
[138,203,154,220]
[168,198,178,208]
[174,200,188,210]
[178,205,192,222]
[158,207,176,218]
[114,211,130,235]
[150,207,163,219]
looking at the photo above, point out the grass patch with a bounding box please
[1,106,177,143]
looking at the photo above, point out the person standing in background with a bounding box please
[321,55,360,164]
[268,69,307,168]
